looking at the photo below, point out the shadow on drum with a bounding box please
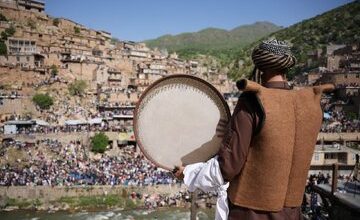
[180,118,228,165]
[180,134,222,166]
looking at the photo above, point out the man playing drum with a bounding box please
[175,39,333,220]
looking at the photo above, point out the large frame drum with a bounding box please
[134,74,231,170]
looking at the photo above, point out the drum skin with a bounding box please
[134,74,231,170]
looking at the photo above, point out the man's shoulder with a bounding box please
[236,91,261,113]
[235,91,265,136]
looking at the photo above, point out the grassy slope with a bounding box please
[144,22,281,65]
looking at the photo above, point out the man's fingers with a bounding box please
[172,166,179,174]
[171,166,184,180]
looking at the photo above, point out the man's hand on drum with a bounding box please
[172,166,185,180]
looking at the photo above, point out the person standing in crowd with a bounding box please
[219,39,334,220]
[175,39,334,220]
[353,154,360,181]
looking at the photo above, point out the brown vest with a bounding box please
[228,79,334,212]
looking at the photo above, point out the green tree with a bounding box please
[6,26,15,36]
[50,64,58,76]
[74,26,80,34]
[0,41,7,55]
[91,133,109,153]
[1,26,15,41]
[68,80,87,96]
[0,32,7,40]
[53,18,60,27]
[32,93,54,110]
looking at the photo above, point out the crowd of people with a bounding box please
[0,140,175,187]
[141,190,191,209]
[140,190,216,209]
[335,83,360,89]
[39,96,97,125]
[1,111,134,135]
[321,109,360,132]
[12,122,132,134]
[306,172,331,189]
[32,76,66,89]
[0,91,21,99]
[320,95,359,133]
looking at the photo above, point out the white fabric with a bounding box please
[88,118,103,124]
[64,119,87,125]
[34,119,49,126]
[183,156,229,220]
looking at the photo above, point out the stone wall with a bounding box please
[0,4,48,23]
[317,132,360,142]
[0,184,185,201]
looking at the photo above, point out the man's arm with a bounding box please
[217,96,259,182]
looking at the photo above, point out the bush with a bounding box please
[27,20,36,29]
[0,32,7,40]
[0,13,7,22]
[74,26,80,34]
[1,26,15,41]
[50,64,58,76]
[5,26,15,36]
[53,18,59,26]
[68,80,87,96]
[32,93,54,110]
[0,41,7,55]
[91,133,109,153]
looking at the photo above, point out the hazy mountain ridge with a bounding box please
[144,21,281,64]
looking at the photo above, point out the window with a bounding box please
[325,153,332,159]
[314,153,320,161]
[26,56,30,62]
[16,56,20,62]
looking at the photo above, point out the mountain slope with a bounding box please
[144,22,281,64]
[229,1,360,80]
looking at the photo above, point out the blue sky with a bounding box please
[46,0,353,42]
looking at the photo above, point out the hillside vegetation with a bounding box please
[229,1,360,80]
[144,22,281,66]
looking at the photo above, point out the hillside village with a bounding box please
[0,0,359,172]
[0,0,233,127]
[0,1,359,216]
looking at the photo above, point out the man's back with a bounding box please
[228,80,330,211]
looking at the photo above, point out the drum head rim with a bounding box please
[134,74,231,171]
